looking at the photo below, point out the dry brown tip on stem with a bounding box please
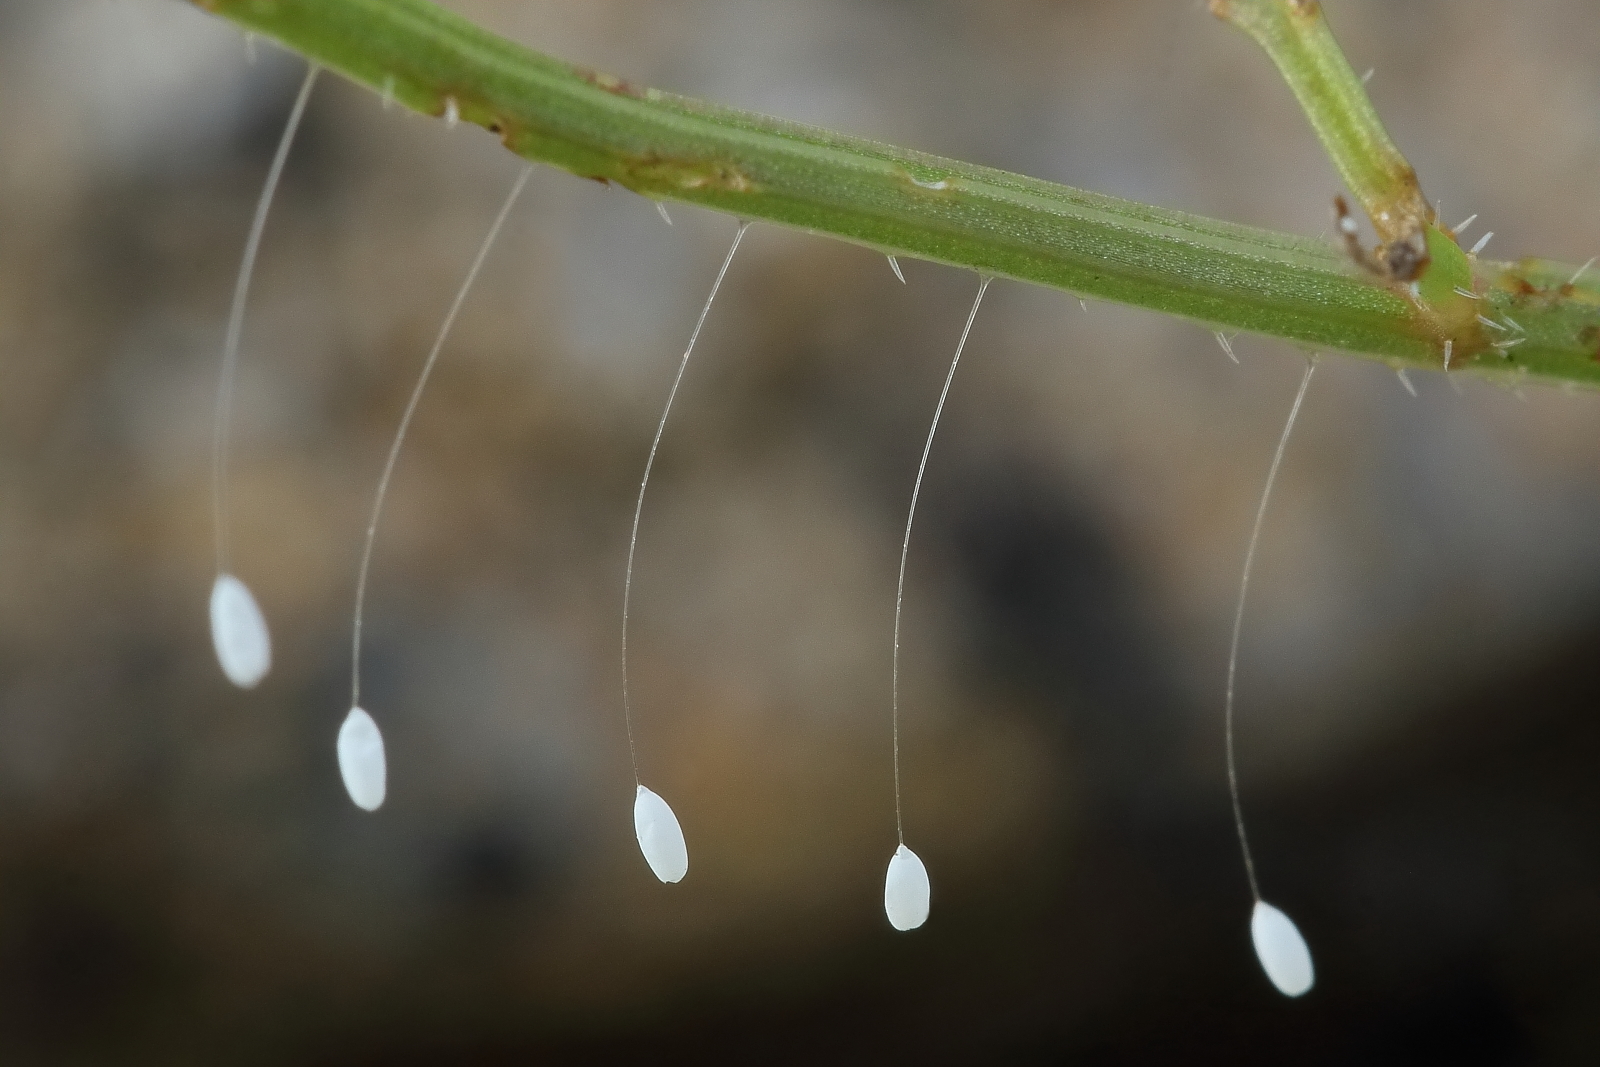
[1333,194,1429,284]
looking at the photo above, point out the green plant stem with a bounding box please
[193,0,1600,384]
[1209,0,1428,243]
[1207,0,1484,360]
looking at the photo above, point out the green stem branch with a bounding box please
[1210,0,1428,243]
[193,0,1600,384]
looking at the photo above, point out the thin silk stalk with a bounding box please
[1226,356,1316,901]
[350,166,532,708]
[620,222,750,781]
[892,276,990,842]
[213,64,318,574]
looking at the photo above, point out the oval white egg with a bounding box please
[1251,900,1315,997]
[883,844,930,931]
[633,785,688,883]
[337,706,387,812]
[210,573,271,689]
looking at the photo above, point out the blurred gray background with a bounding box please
[1,0,1598,1062]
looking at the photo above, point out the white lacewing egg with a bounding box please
[1251,900,1315,997]
[209,573,271,688]
[633,785,688,883]
[883,844,930,931]
[337,706,387,812]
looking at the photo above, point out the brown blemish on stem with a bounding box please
[492,117,521,153]
[533,139,755,197]
[429,89,466,121]
[497,114,753,195]
[1580,325,1600,361]
[1495,265,1593,311]
[630,156,755,194]
[576,66,645,100]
